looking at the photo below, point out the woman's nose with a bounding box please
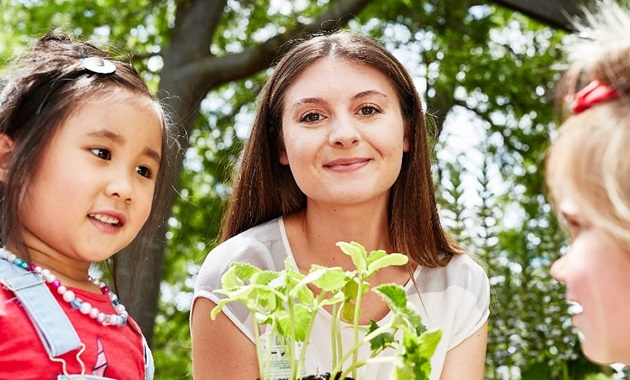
[328,115,361,148]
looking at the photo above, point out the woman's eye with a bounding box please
[300,111,323,123]
[359,105,379,116]
[136,166,153,179]
[90,148,111,160]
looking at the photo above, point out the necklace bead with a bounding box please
[0,247,128,327]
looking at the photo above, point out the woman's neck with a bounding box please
[284,204,393,271]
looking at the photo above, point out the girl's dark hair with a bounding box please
[0,31,172,278]
[221,31,463,268]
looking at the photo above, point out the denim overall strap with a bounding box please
[0,259,82,357]
[143,336,155,380]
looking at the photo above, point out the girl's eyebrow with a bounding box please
[87,129,162,164]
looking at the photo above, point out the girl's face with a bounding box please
[17,90,163,264]
[279,58,409,209]
[550,186,630,365]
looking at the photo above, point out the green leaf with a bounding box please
[374,283,407,309]
[219,265,243,289]
[417,329,442,359]
[366,253,408,276]
[365,249,387,265]
[233,262,262,280]
[336,241,367,273]
[310,265,351,293]
[341,277,360,300]
[277,303,312,342]
[341,301,357,323]
[251,270,280,286]
[368,320,395,351]
[210,297,233,319]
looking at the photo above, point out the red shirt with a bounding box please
[0,284,146,380]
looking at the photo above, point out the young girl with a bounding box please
[0,31,171,379]
[191,32,490,379]
[547,3,630,367]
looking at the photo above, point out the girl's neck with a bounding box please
[7,243,97,293]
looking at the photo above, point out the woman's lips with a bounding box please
[324,158,371,172]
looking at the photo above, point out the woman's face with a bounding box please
[551,185,630,365]
[279,57,408,210]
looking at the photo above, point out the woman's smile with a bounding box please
[323,157,372,172]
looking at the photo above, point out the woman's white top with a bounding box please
[193,217,490,380]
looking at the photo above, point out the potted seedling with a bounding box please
[211,241,442,380]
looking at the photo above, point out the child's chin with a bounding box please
[581,340,616,366]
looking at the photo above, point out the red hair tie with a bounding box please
[570,80,618,114]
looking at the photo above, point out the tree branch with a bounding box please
[179,0,373,88]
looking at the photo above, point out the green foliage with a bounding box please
[212,242,441,380]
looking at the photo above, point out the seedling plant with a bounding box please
[211,241,442,380]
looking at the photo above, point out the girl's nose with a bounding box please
[106,170,134,202]
[550,255,567,283]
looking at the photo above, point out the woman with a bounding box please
[191,31,489,379]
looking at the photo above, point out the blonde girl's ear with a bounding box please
[0,134,14,181]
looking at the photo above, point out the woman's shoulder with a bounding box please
[195,217,288,287]
[208,217,284,260]
[416,253,489,296]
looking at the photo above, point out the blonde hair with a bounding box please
[546,2,630,246]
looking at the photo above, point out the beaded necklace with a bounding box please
[0,247,128,327]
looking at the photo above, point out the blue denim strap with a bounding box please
[143,336,155,380]
[0,259,82,357]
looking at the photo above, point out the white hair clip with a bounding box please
[80,57,116,74]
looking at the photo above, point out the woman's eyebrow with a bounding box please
[351,90,388,101]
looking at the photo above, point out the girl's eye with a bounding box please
[136,166,153,179]
[563,214,585,238]
[567,220,581,236]
[91,148,111,160]
[300,111,323,123]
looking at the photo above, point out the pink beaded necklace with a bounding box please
[0,247,128,327]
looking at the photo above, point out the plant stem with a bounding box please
[252,317,267,380]
[331,322,392,376]
[296,295,326,378]
[287,296,297,378]
[351,280,365,379]
[330,302,339,369]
